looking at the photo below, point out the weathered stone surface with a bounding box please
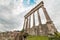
[0,31,23,40]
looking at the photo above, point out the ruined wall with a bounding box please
[26,24,48,36]
[0,31,22,40]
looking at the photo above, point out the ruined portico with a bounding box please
[23,1,57,36]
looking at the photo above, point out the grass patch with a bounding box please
[26,36,49,40]
[26,32,60,40]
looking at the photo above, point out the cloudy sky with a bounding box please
[0,0,60,32]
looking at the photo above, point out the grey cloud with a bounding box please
[0,0,22,32]
[0,0,60,32]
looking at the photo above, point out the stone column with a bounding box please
[37,10,42,35]
[33,13,36,35]
[25,18,28,33]
[41,5,51,22]
[33,13,35,27]
[41,5,57,34]
[23,18,27,33]
[29,16,31,33]
[23,18,26,31]
[37,10,42,25]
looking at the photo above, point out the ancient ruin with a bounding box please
[0,1,58,40]
[23,1,57,36]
